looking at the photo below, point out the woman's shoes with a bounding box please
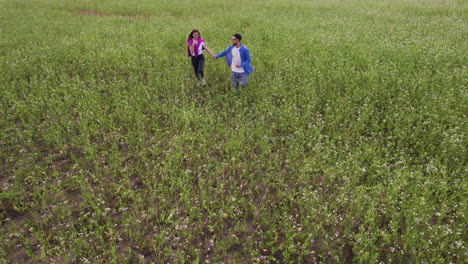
[195,77,206,87]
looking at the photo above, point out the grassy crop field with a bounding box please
[0,0,466,263]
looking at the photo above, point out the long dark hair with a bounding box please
[187,29,201,41]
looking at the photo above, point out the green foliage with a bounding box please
[0,0,466,263]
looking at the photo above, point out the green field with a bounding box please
[0,0,466,263]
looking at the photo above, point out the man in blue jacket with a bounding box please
[214,33,253,95]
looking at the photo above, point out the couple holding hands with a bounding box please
[187,29,253,95]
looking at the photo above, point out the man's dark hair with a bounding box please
[233,33,242,41]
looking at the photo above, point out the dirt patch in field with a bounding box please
[73,10,151,19]
[73,10,107,16]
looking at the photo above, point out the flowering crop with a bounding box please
[0,0,466,263]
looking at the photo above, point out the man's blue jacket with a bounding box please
[216,44,254,75]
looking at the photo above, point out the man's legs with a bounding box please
[231,72,248,95]
[231,72,240,94]
[239,72,248,88]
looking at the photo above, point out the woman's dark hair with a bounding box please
[188,29,201,41]
[233,33,242,41]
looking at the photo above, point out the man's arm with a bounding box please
[240,48,251,68]
[215,46,232,59]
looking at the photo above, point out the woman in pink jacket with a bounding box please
[187,29,215,86]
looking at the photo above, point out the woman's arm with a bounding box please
[189,43,195,56]
[188,39,197,56]
[204,45,216,58]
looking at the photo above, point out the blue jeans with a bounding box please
[231,71,248,95]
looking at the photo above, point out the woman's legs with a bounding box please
[197,54,205,79]
[191,55,205,85]
[191,56,200,78]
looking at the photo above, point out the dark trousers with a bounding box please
[191,54,205,79]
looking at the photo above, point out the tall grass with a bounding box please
[0,0,466,263]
